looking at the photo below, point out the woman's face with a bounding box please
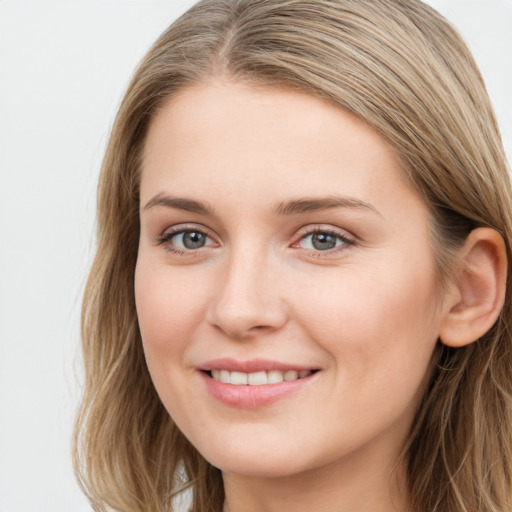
[135,81,446,479]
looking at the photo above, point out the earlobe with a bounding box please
[439,228,507,348]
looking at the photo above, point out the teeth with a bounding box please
[284,370,298,381]
[230,371,248,385]
[267,370,284,384]
[248,371,267,385]
[210,369,313,385]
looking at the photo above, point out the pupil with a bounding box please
[312,233,336,250]
[183,232,206,249]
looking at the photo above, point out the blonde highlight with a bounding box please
[74,1,512,510]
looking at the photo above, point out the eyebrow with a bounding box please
[143,193,213,216]
[142,193,380,217]
[273,195,381,217]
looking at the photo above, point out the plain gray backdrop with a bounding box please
[0,1,511,511]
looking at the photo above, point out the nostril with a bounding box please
[247,325,275,335]
[209,298,289,338]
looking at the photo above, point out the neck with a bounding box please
[222,449,411,512]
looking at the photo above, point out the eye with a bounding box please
[295,228,355,253]
[172,230,210,250]
[156,226,217,254]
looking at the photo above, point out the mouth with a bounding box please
[198,359,320,408]
[205,369,317,385]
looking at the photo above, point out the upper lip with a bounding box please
[199,358,317,373]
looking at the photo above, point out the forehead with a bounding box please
[141,80,421,217]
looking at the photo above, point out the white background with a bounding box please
[0,1,511,511]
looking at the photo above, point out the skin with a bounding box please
[135,80,452,512]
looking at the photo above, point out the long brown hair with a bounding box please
[74,1,512,510]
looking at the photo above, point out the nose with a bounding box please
[208,248,289,339]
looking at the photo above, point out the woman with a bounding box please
[74,1,512,511]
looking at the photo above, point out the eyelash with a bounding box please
[155,225,216,256]
[155,225,356,257]
[293,226,356,257]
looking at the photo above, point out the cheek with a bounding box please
[293,263,441,385]
[134,260,207,361]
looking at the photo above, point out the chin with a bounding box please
[198,441,315,479]
[215,458,306,479]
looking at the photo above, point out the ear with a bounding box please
[439,227,507,348]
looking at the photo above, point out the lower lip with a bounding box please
[201,372,316,409]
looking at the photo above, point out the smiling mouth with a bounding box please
[206,369,317,385]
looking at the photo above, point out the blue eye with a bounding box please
[171,230,209,250]
[299,231,352,251]
[157,227,216,253]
